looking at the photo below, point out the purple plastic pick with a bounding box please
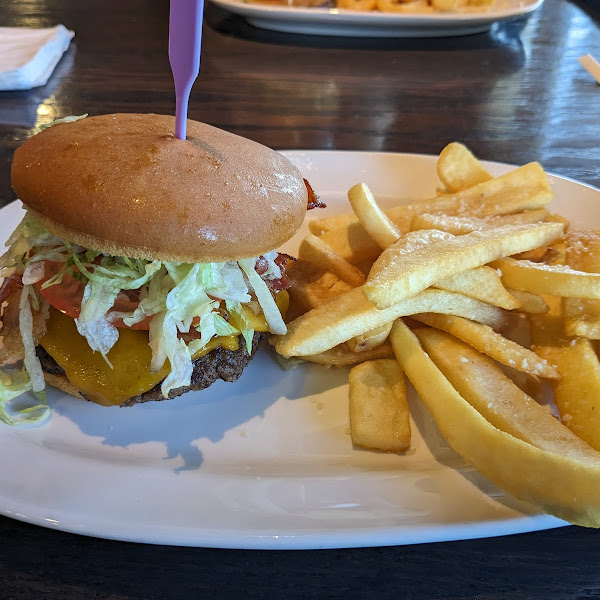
[169,0,205,140]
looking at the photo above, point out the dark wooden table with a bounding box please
[1,0,600,597]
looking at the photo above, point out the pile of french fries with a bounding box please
[336,0,493,15]
[274,142,600,527]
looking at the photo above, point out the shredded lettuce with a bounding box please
[1,212,289,411]
[239,258,287,335]
[119,268,170,327]
[18,285,45,392]
[156,313,194,397]
[261,251,282,280]
[72,256,163,361]
[0,368,50,426]
[22,260,46,285]
[0,213,64,274]
[75,280,120,365]
[38,114,88,132]
[226,300,255,354]
[152,263,247,396]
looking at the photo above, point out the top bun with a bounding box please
[11,113,308,263]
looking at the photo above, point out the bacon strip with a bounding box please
[305,179,326,210]
[254,253,294,293]
[0,276,18,306]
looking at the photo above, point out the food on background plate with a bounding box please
[273,142,600,527]
[0,113,312,423]
[243,0,494,12]
[245,0,328,5]
[339,0,494,13]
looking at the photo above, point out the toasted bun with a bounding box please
[43,372,84,400]
[12,114,308,263]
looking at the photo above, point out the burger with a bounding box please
[0,113,311,420]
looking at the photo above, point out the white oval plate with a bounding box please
[1,150,594,550]
[209,0,543,37]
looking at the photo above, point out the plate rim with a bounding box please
[209,0,544,30]
[0,149,590,549]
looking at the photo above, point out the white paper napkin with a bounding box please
[0,25,74,91]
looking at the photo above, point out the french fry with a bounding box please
[451,162,553,218]
[347,183,401,249]
[564,298,600,338]
[319,221,384,266]
[365,223,563,309]
[302,341,394,366]
[529,295,568,347]
[534,338,600,453]
[411,328,581,450]
[529,290,600,451]
[299,226,396,351]
[354,259,376,277]
[318,198,460,266]
[390,319,600,528]
[413,313,559,379]
[511,246,549,262]
[411,209,550,235]
[285,260,353,321]
[435,266,520,310]
[500,366,546,404]
[274,287,506,357]
[545,241,567,266]
[371,227,522,311]
[377,0,432,12]
[360,229,523,317]
[313,195,459,241]
[505,289,548,314]
[309,212,357,236]
[318,163,553,266]
[436,142,492,193]
[492,257,600,300]
[298,234,366,288]
[429,0,457,13]
[563,230,600,338]
[345,321,392,353]
[338,0,377,9]
[349,359,410,452]
[411,213,485,235]
[546,212,571,230]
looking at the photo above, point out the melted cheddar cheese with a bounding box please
[39,291,288,406]
[40,310,238,406]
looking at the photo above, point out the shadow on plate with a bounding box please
[50,343,345,473]
[407,383,543,516]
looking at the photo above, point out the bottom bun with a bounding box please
[43,371,84,399]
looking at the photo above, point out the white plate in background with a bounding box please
[209,0,543,37]
[1,150,593,549]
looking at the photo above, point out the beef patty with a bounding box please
[36,332,265,406]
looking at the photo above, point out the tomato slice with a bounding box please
[35,261,152,330]
[0,276,19,305]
